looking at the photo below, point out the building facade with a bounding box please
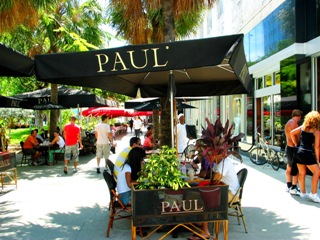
[184,0,320,149]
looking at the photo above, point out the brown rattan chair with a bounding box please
[103,170,132,237]
[228,168,248,233]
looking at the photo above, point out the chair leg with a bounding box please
[238,205,248,233]
[106,207,116,237]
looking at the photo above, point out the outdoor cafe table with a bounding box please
[131,181,229,240]
[37,142,52,165]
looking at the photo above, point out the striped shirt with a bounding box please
[114,146,132,179]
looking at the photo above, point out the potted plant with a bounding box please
[137,145,190,190]
[196,117,245,185]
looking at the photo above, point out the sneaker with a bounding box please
[64,167,68,174]
[289,187,301,196]
[308,193,320,203]
[285,187,290,192]
[97,168,101,174]
[73,168,77,173]
[300,192,309,199]
[32,162,38,166]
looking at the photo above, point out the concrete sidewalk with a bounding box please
[1,130,320,240]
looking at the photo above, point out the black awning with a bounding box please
[35,34,252,97]
[0,43,34,77]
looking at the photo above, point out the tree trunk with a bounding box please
[159,0,175,147]
[153,110,160,141]
[159,97,172,147]
[49,83,59,141]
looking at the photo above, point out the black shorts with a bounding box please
[24,148,37,156]
[286,146,295,166]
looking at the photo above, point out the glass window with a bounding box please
[256,77,263,90]
[243,0,295,65]
[275,72,281,85]
[265,74,273,87]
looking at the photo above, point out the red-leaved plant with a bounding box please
[196,118,245,183]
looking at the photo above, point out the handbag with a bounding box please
[110,145,116,154]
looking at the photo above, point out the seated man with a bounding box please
[126,147,146,181]
[23,129,42,166]
[189,155,240,239]
[48,131,65,164]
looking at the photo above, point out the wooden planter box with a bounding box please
[132,183,228,227]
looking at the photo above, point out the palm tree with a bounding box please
[1,0,106,138]
[0,0,56,33]
[107,0,215,146]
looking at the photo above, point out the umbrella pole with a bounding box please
[169,71,175,148]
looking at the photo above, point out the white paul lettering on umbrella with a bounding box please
[95,47,169,73]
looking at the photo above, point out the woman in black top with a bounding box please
[291,111,320,203]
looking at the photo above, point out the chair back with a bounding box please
[20,141,24,149]
[237,168,248,200]
[103,170,116,193]
[106,159,115,174]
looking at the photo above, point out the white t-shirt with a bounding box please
[57,136,65,148]
[133,119,142,130]
[94,122,111,145]
[216,156,240,195]
[177,123,187,153]
[117,164,131,194]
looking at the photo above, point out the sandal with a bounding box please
[187,234,210,240]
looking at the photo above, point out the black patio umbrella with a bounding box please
[34,34,251,98]
[124,97,209,109]
[13,85,117,109]
[133,100,195,111]
[33,103,65,110]
[0,43,34,77]
[34,34,252,145]
[0,95,26,108]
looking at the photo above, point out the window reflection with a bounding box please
[244,0,295,65]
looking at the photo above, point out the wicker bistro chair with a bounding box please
[20,141,32,166]
[228,168,248,233]
[103,170,132,237]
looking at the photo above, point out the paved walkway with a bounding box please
[1,130,320,240]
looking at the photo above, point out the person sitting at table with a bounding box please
[127,147,146,181]
[48,131,65,164]
[117,157,132,207]
[35,129,44,143]
[23,129,42,166]
[142,131,154,150]
[189,154,240,239]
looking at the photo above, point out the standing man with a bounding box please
[63,115,83,174]
[129,118,134,133]
[285,109,303,195]
[133,116,142,138]
[176,113,188,155]
[94,115,113,174]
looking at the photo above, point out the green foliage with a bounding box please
[0,108,35,129]
[137,146,190,190]
[7,128,31,145]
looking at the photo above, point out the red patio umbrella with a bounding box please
[132,111,154,117]
[82,107,132,118]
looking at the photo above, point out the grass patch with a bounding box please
[9,128,32,145]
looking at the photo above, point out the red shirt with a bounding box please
[64,123,80,146]
[143,137,153,149]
